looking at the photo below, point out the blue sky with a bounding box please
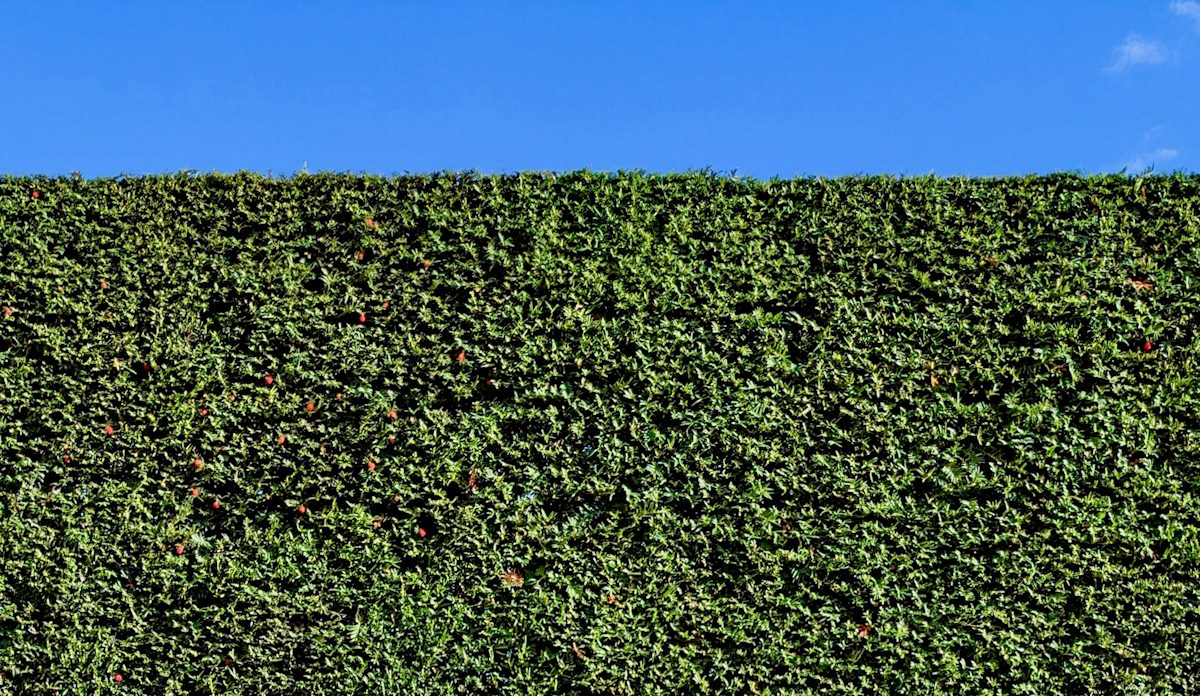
[2,2,1197,179]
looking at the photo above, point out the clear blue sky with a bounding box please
[3,2,1197,179]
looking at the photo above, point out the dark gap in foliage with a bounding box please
[479,376,516,403]
[817,566,874,626]
[733,296,820,319]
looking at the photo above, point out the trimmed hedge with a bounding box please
[1,170,1199,694]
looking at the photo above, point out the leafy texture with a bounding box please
[1,170,1199,694]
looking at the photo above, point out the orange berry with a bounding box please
[105,424,114,436]
[368,461,376,472]
[306,401,315,412]
[298,504,307,515]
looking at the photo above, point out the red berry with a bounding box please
[417,527,427,538]
[199,408,208,417]
[421,259,431,268]
[486,379,494,388]
[298,504,307,515]
[335,392,343,401]
[175,544,184,555]
[368,461,376,472]
[264,374,274,385]
[388,408,398,420]
[306,401,315,412]
[456,350,466,363]
[193,457,202,469]
[105,424,114,436]
[388,436,396,445]
[212,500,221,510]
[278,434,287,444]
[142,362,150,371]
[32,189,39,200]
[382,301,390,310]
[1144,340,1153,352]
[113,673,122,683]
[63,455,71,464]
[359,312,367,324]
[2,306,11,317]
[225,658,231,666]
[190,488,199,497]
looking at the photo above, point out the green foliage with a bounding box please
[1,170,1199,694]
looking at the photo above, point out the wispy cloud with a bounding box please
[1171,1,1200,30]
[1106,34,1170,73]
[1125,147,1179,172]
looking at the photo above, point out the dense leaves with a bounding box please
[1,170,1199,694]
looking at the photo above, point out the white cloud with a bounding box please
[1125,147,1179,172]
[1171,1,1200,30]
[1106,34,1169,73]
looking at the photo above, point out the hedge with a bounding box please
[1,170,1199,694]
